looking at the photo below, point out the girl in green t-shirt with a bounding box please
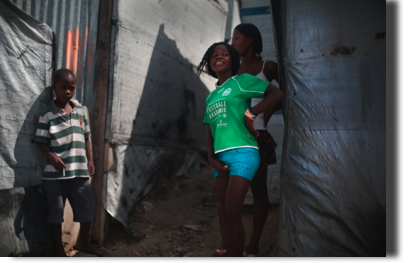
[197,42,284,257]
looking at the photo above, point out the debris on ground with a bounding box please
[68,166,279,257]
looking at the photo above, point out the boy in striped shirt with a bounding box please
[35,68,102,256]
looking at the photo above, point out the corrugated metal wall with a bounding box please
[11,0,99,111]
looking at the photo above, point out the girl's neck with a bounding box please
[241,49,262,66]
[217,71,233,86]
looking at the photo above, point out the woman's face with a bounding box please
[231,29,251,56]
[210,44,232,75]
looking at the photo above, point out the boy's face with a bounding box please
[52,74,76,104]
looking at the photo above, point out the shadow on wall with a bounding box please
[106,24,211,238]
[0,88,52,256]
[12,88,52,188]
[13,88,53,253]
[0,187,51,256]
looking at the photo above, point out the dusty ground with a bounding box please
[71,165,280,257]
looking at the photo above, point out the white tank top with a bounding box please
[251,61,280,130]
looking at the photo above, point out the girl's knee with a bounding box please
[224,205,242,222]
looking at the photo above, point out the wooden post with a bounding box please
[90,0,114,246]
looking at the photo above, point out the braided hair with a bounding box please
[197,42,240,79]
[234,23,263,59]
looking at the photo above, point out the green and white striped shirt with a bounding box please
[34,100,91,179]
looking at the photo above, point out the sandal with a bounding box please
[243,251,259,257]
[214,249,227,257]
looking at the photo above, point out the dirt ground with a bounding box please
[70,165,280,257]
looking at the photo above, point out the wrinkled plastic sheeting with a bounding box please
[275,0,386,256]
[265,114,285,203]
[0,0,53,190]
[103,144,199,235]
[0,187,51,256]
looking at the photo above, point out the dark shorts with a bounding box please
[42,177,94,223]
[256,130,277,165]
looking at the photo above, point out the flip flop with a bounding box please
[243,251,260,258]
[214,248,227,257]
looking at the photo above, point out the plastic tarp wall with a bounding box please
[103,0,228,234]
[272,0,386,256]
[0,0,53,191]
[0,0,53,255]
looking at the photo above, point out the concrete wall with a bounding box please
[224,0,242,43]
[240,0,276,61]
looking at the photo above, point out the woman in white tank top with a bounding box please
[231,23,283,257]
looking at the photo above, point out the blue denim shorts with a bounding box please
[213,147,260,181]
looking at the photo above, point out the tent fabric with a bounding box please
[103,145,199,236]
[102,0,228,234]
[0,0,53,190]
[273,0,386,256]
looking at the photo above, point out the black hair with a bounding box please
[197,42,240,79]
[234,23,263,59]
[53,68,76,84]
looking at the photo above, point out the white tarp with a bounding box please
[0,0,53,256]
[103,0,228,233]
[271,0,386,256]
[0,0,53,190]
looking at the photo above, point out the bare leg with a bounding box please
[246,163,269,255]
[75,222,103,256]
[78,222,92,246]
[49,223,67,257]
[224,175,252,257]
[213,176,229,256]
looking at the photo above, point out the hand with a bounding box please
[88,160,95,176]
[49,154,66,172]
[245,115,259,138]
[209,159,229,177]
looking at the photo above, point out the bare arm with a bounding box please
[245,84,285,136]
[37,142,66,171]
[85,137,95,176]
[267,61,279,83]
[206,125,229,177]
[252,84,284,116]
[263,61,281,127]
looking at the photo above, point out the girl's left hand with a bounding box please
[245,115,259,138]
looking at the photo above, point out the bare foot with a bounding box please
[74,243,103,257]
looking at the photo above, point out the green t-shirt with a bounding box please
[203,74,269,153]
